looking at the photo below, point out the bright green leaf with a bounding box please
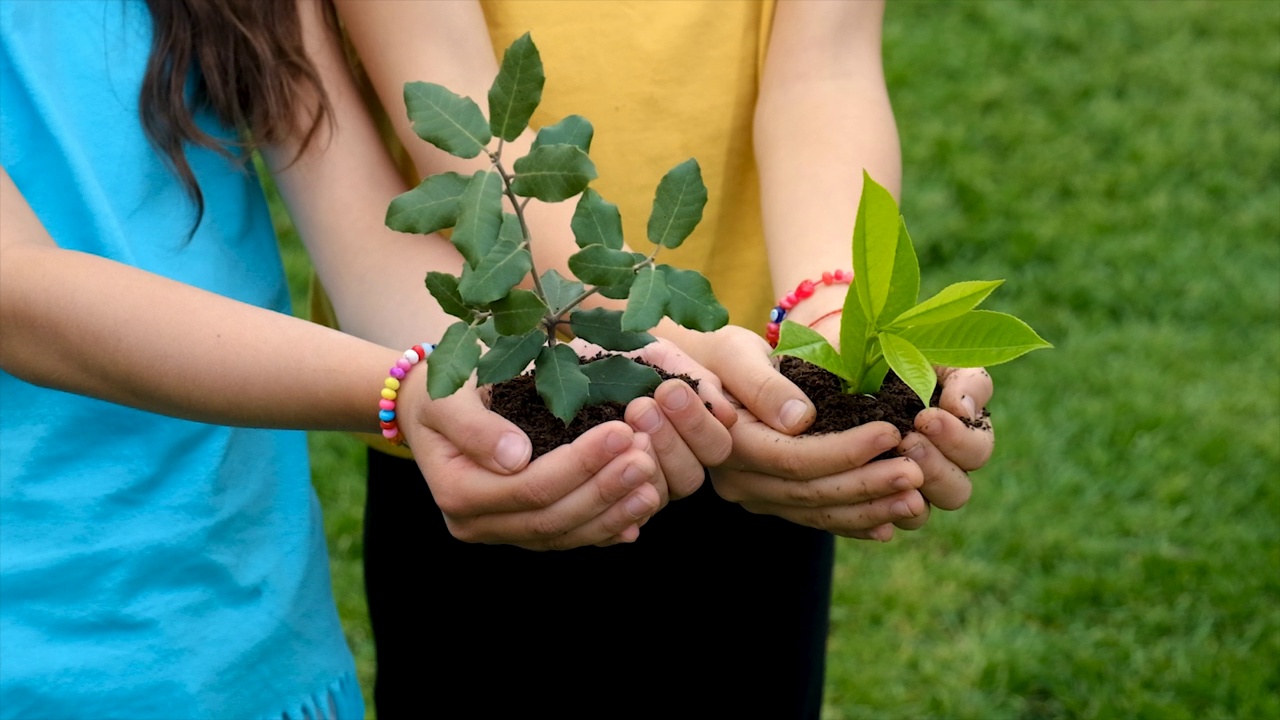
[880,217,920,324]
[840,288,872,383]
[487,32,544,142]
[404,81,491,159]
[647,158,708,249]
[531,115,593,153]
[657,265,728,331]
[385,172,469,235]
[457,236,531,305]
[568,244,636,287]
[540,269,585,315]
[571,188,623,249]
[772,321,852,383]
[879,332,937,407]
[535,344,591,424]
[852,172,901,324]
[622,265,670,332]
[899,310,1053,367]
[452,171,504,268]
[427,322,481,399]
[488,289,548,336]
[583,356,662,405]
[888,280,1005,329]
[476,330,544,385]
[424,271,471,321]
[569,308,655,351]
[511,145,597,202]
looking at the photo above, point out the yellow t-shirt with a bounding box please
[316,0,776,457]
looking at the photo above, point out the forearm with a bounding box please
[754,0,901,332]
[0,241,395,432]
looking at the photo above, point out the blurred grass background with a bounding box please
[268,1,1279,718]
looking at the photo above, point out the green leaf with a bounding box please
[582,356,662,405]
[647,158,708,249]
[473,317,499,347]
[404,82,491,159]
[535,344,591,424]
[489,289,548,336]
[879,333,937,407]
[657,265,728,331]
[531,115,593,153]
[899,310,1053,367]
[385,172,469,235]
[424,271,471,321]
[427,322,481,399]
[476,330,544,385]
[569,308,655,351]
[772,321,852,382]
[452,171,505,268]
[840,287,872,382]
[540,269,585,315]
[852,172,902,325]
[457,236,531,305]
[622,265,670,332]
[888,280,1005,329]
[568,244,636,287]
[880,217,920,324]
[511,145,597,202]
[571,188,624,250]
[498,211,524,244]
[487,32,544,142]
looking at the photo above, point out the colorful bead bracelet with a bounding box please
[378,343,434,446]
[766,269,853,347]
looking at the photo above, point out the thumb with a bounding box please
[412,383,533,474]
[713,332,815,435]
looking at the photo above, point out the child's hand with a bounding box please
[399,380,662,550]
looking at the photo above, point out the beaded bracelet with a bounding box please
[378,343,435,446]
[766,269,853,347]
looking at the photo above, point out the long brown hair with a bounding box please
[139,0,334,226]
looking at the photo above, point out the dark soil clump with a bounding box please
[487,353,700,461]
[778,355,939,439]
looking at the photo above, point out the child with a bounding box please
[335,1,997,717]
[0,1,729,715]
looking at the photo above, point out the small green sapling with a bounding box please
[772,173,1050,408]
[385,33,728,424]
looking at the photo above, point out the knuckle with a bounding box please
[526,510,570,540]
[784,479,824,508]
[517,478,558,510]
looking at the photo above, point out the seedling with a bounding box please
[772,173,1050,407]
[385,33,727,423]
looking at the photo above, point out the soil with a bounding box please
[487,353,701,461]
[486,352,987,462]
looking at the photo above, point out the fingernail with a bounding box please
[495,432,529,471]
[625,491,654,518]
[621,462,647,488]
[634,406,662,433]
[893,500,913,518]
[961,395,978,423]
[606,430,631,455]
[892,476,914,492]
[877,433,900,453]
[779,399,808,430]
[660,385,690,412]
[901,442,925,461]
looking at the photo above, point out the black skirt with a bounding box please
[363,449,835,720]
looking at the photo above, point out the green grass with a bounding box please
[270,2,1279,717]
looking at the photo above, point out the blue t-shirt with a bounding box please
[0,2,363,718]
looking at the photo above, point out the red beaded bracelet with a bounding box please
[766,270,853,347]
[377,343,434,446]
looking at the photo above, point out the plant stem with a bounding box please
[489,151,546,302]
